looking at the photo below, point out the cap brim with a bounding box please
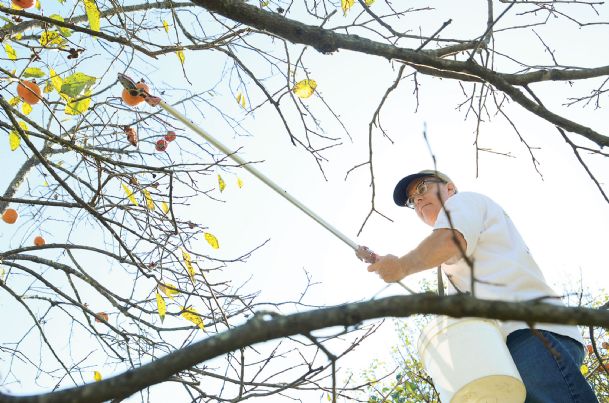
[393,173,434,207]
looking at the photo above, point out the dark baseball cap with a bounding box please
[393,170,454,207]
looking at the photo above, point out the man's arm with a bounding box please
[367,229,467,283]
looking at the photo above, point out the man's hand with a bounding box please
[355,245,378,263]
[367,254,407,283]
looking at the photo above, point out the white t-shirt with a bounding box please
[433,191,584,344]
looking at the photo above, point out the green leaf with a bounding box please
[82,0,101,32]
[65,90,92,115]
[60,72,96,98]
[50,14,72,37]
[4,43,17,61]
[23,67,46,78]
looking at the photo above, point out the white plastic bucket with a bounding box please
[417,316,526,403]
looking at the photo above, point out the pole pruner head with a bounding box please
[117,73,138,91]
[117,73,162,107]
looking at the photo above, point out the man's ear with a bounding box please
[446,182,457,196]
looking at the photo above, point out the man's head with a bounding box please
[393,170,457,226]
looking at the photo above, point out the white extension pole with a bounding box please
[158,100,416,294]
[159,101,358,250]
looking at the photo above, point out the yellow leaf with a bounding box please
[236,92,246,108]
[237,178,243,188]
[155,291,166,323]
[43,181,49,187]
[580,364,588,375]
[181,306,205,330]
[292,79,317,99]
[4,43,17,61]
[18,121,28,132]
[65,90,92,115]
[50,69,63,93]
[24,73,45,87]
[365,0,374,5]
[83,0,101,32]
[341,0,355,14]
[162,20,169,33]
[9,131,20,151]
[176,50,185,65]
[159,283,180,298]
[161,201,170,214]
[40,31,66,47]
[217,174,226,192]
[122,183,139,206]
[143,189,155,210]
[93,371,102,382]
[8,96,20,106]
[35,0,40,9]
[182,248,196,283]
[21,102,32,115]
[204,232,219,249]
[13,33,23,40]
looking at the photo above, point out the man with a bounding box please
[360,169,598,403]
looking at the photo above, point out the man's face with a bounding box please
[406,177,456,226]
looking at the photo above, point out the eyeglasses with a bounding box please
[405,179,445,208]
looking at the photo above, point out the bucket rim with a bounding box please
[416,316,503,356]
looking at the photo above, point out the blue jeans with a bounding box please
[507,329,598,403]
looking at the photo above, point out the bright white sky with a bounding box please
[2,0,609,401]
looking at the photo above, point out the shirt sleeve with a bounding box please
[433,192,485,257]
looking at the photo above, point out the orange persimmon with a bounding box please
[121,81,149,107]
[11,0,34,9]
[2,208,18,224]
[17,80,42,105]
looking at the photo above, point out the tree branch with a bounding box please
[1,294,607,403]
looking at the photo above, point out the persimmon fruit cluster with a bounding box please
[17,80,42,105]
[34,236,45,246]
